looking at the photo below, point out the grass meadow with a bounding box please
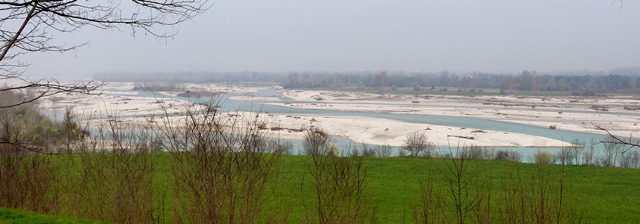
[2,151,640,223]
[1,103,639,223]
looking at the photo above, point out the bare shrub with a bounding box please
[632,151,640,168]
[0,94,80,214]
[458,145,486,160]
[442,151,489,224]
[414,149,491,224]
[554,139,585,166]
[555,147,575,166]
[411,151,586,224]
[60,118,158,223]
[267,139,293,155]
[158,105,285,223]
[411,175,449,224]
[534,151,554,164]
[0,146,58,213]
[402,131,434,157]
[303,147,376,223]
[361,143,393,158]
[599,136,622,167]
[619,150,640,168]
[361,143,376,157]
[499,166,587,223]
[374,144,393,157]
[0,105,160,222]
[593,125,640,167]
[304,127,332,156]
[494,150,521,162]
[398,149,407,157]
[348,144,362,157]
[569,139,585,165]
[582,139,598,166]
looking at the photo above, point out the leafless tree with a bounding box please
[303,127,331,156]
[374,70,387,91]
[0,0,210,108]
[402,130,434,157]
[593,123,639,155]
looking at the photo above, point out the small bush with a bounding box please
[458,145,486,159]
[534,151,554,164]
[374,144,393,157]
[304,145,376,223]
[303,128,331,156]
[495,150,522,162]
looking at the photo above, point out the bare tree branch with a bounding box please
[0,0,210,107]
[0,77,104,108]
[592,122,638,155]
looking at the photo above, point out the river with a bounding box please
[138,88,624,161]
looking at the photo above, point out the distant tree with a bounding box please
[459,76,473,90]
[414,84,422,91]
[449,75,461,87]
[519,70,535,91]
[402,131,433,157]
[500,75,513,94]
[330,74,345,88]
[0,0,210,108]
[629,75,638,94]
[374,71,388,90]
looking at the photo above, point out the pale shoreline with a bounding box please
[38,82,640,148]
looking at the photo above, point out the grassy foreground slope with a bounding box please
[3,153,640,223]
[0,208,103,224]
[362,157,639,223]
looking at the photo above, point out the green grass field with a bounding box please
[3,153,639,223]
[0,208,104,224]
[280,156,640,223]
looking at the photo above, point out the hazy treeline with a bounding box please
[283,70,640,95]
[95,68,640,95]
[0,91,83,151]
[132,82,185,92]
[94,71,287,83]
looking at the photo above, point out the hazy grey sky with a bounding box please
[21,0,640,78]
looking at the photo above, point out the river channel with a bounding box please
[136,88,624,161]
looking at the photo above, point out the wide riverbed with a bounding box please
[42,82,640,160]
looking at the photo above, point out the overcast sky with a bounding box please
[20,0,640,78]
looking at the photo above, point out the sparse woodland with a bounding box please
[96,69,640,96]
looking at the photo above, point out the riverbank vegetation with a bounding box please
[1,99,640,223]
[0,91,84,152]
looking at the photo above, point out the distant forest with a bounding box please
[94,67,640,95]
